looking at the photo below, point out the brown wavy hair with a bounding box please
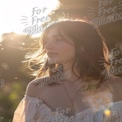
[25,19,111,88]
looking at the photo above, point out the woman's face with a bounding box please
[43,27,75,65]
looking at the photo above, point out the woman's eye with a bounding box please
[55,38,62,42]
[43,37,64,45]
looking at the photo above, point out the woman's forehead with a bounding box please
[44,27,62,39]
[43,26,74,46]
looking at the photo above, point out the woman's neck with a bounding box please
[62,62,81,84]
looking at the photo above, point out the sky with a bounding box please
[0,0,59,38]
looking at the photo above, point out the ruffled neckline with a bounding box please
[24,94,122,118]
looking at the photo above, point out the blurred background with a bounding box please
[0,0,122,121]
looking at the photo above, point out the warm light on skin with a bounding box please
[0,0,60,38]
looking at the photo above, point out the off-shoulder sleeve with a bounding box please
[12,95,43,122]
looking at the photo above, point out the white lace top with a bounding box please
[12,94,122,122]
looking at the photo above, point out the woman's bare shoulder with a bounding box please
[103,75,122,85]
[107,75,122,85]
[25,77,48,97]
[105,76,122,101]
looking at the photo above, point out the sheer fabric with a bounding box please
[13,94,122,122]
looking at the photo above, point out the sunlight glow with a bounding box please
[0,0,60,38]
[104,109,111,117]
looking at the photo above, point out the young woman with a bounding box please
[13,19,122,122]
